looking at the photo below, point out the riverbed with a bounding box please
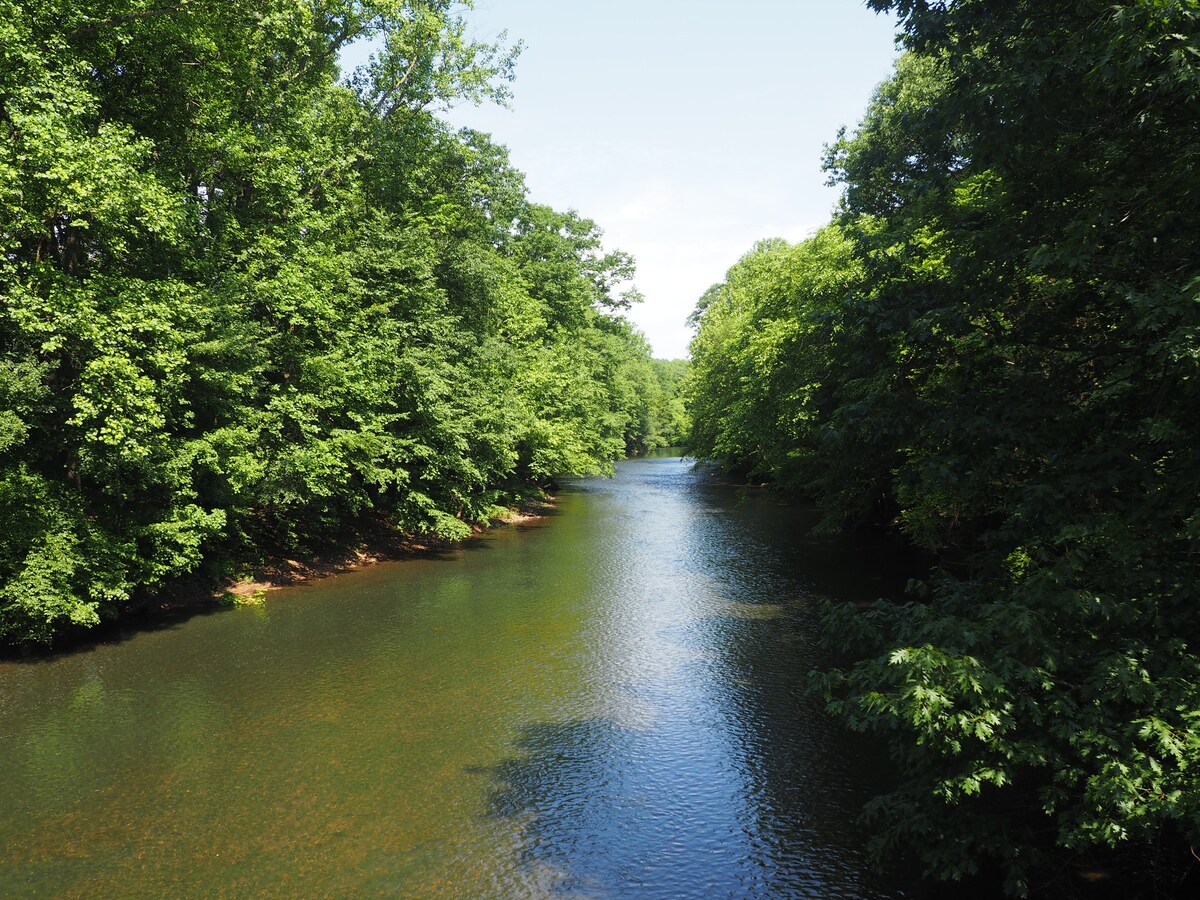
[0,455,918,897]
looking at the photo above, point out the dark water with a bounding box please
[0,456,919,898]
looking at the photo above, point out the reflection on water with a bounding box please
[0,457,920,897]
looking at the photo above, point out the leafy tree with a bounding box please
[0,0,660,643]
[687,228,859,495]
[650,358,690,447]
[687,2,1200,893]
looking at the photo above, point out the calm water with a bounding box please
[0,456,919,898]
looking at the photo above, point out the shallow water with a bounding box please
[0,456,919,898]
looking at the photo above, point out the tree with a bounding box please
[0,0,658,643]
[686,2,1200,892]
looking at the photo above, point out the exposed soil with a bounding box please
[204,496,559,605]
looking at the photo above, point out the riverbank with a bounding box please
[188,495,558,608]
[1,493,557,658]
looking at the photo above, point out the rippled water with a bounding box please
[0,456,920,897]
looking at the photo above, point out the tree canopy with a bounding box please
[687,1,1200,894]
[0,0,686,645]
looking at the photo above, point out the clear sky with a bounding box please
[346,2,900,359]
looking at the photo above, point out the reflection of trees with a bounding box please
[680,492,901,899]
[686,474,1002,900]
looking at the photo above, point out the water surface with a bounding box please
[0,456,916,897]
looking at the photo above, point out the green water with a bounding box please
[0,456,918,898]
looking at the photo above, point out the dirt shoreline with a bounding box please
[163,496,558,610]
[0,495,558,659]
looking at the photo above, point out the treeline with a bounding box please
[0,0,684,646]
[687,1,1199,895]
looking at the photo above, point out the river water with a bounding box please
[0,455,921,898]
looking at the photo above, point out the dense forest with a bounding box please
[0,0,686,646]
[687,0,1200,895]
[7,0,1199,893]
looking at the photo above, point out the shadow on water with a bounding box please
[2,508,563,664]
[0,601,233,664]
[472,712,917,900]
[477,716,750,898]
[478,719,635,887]
[473,712,1006,900]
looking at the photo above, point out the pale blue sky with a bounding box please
[345,2,900,358]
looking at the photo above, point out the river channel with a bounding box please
[1,455,922,898]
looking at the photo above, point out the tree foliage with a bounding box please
[687,1,1200,894]
[0,0,684,644]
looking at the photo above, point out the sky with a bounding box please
[345,2,900,359]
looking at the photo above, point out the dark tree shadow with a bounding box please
[469,718,644,896]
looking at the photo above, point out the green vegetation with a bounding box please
[0,0,685,646]
[687,1,1200,894]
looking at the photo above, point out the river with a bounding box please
[0,454,923,898]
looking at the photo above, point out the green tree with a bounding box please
[687,2,1200,892]
[687,228,859,495]
[0,0,658,643]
